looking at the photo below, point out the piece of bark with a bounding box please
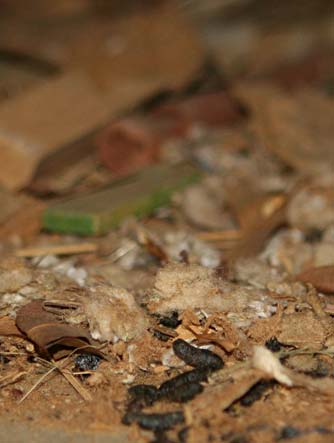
[0,3,205,191]
[0,2,204,96]
[0,71,110,190]
[296,266,334,294]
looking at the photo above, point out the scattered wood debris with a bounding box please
[1,3,334,442]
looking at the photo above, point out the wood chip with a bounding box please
[15,242,98,258]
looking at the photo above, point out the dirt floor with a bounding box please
[1,1,334,442]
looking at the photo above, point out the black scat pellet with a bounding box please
[75,354,101,371]
[129,384,159,401]
[265,337,282,352]
[153,329,171,342]
[173,339,223,370]
[159,368,209,396]
[128,384,159,408]
[123,411,185,430]
[164,382,203,403]
[159,312,181,329]
[239,380,274,407]
[278,426,301,440]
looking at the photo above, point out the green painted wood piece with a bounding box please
[43,163,200,235]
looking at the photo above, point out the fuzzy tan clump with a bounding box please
[148,263,225,315]
[84,284,149,343]
[148,263,277,325]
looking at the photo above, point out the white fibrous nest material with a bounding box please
[148,262,275,320]
[164,231,221,268]
[149,263,225,315]
[83,284,149,342]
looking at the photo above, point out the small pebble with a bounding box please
[75,354,101,371]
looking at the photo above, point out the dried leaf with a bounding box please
[296,265,334,294]
[15,300,97,359]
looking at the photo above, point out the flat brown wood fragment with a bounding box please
[0,71,110,190]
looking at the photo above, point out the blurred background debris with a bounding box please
[0,1,334,442]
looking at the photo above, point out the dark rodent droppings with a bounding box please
[127,384,159,411]
[128,384,159,404]
[159,368,209,397]
[159,312,181,329]
[123,411,185,431]
[163,382,203,403]
[153,329,171,342]
[173,339,223,370]
[74,354,101,371]
[278,426,301,440]
[265,337,282,352]
[239,380,275,407]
